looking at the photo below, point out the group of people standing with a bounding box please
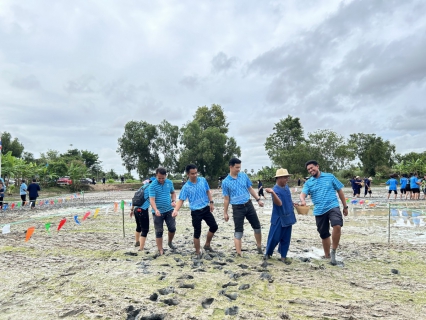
[0,178,40,209]
[349,176,373,198]
[387,173,425,200]
[130,158,348,266]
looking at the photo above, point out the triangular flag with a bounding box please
[120,200,124,210]
[82,211,91,221]
[57,218,67,231]
[17,202,21,208]
[94,208,100,219]
[114,202,118,212]
[74,215,81,225]
[11,203,16,209]
[25,227,35,242]
[105,208,109,215]
[3,204,8,210]
[2,224,11,234]
[45,223,51,234]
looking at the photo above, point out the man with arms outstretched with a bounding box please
[300,160,348,265]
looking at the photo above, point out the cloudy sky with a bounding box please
[1,0,426,176]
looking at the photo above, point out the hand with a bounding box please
[293,202,299,207]
[155,210,161,217]
[299,200,306,206]
[171,201,176,208]
[258,200,264,207]
[223,212,229,222]
[172,210,178,217]
[343,207,348,216]
[264,188,273,194]
[209,203,214,212]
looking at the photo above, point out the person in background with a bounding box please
[27,179,41,209]
[102,176,106,184]
[410,173,421,200]
[354,176,362,198]
[405,173,412,199]
[0,181,4,209]
[257,180,267,200]
[120,176,124,184]
[20,180,28,206]
[386,174,398,200]
[364,177,372,197]
[399,174,408,199]
[421,174,426,200]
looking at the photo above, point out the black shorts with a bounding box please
[153,210,176,237]
[258,188,264,196]
[412,188,420,194]
[406,185,411,192]
[231,200,261,233]
[191,206,218,239]
[400,188,406,194]
[388,190,398,194]
[315,207,343,239]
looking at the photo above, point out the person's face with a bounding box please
[306,164,320,178]
[276,176,289,187]
[156,173,166,184]
[230,163,241,175]
[187,168,198,182]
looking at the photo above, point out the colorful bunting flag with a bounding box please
[74,215,81,225]
[57,218,67,231]
[17,202,21,208]
[94,208,100,219]
[2,224,10,234]
[25,227,35,242]
[3,204,8,210]
[82,211,91,221]
[45,222,51,234]
[120,200,124,210]
[11,203,16,209]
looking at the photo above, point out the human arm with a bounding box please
[248,186,263,207]
[223,195,230,222]
[172,199,184,217]
[170,190,176,207]
[337,189,348,216]
[299,192,307,206]
[150,197,161,216]
[207,189,214,212]
[264,188,282,206]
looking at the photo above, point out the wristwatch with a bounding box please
[256,198,260,202]
[210,201,214,204]
[344,206,349,209]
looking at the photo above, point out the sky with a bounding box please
[1,0,426,176]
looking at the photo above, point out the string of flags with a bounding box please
[1,192,84,211]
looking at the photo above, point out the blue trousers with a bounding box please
[265,224,292,258]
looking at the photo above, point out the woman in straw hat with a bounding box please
[263,168,297,264]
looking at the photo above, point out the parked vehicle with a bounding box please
[57,177,72,185]
[80,178,92,184]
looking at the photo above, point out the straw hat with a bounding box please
[295,205,310,215]
[274,168,291,177]
[368,177,373,181]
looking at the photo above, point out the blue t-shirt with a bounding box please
[400,177,408,189]
[149,178,174,214]
[271,184,296,227]
[178,177,210,211]
[0,187,4,197]
[222,172,252,205]
[410,176,419,189]
[302,172,344,216]
[135,184,151,210]
[364,179,371,188]
[20,183,27,195]
[386,178,398,191]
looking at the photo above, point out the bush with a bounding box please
[106,179,115,184]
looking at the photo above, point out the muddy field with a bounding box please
[1,189,426,320]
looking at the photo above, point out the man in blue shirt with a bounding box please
[20,180,28,206]
[386,175,398,200]
[222,158,264,257]
[300,160,348,266]
[149,167,177,256]
[27,179,41,209]
[130,178,153,251]
[410,173,421,200]
[399,174,408,199]
[173,164,217,259]
[264,168,297,264]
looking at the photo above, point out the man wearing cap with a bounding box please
[300,160,348,265]
[264,168,297,264]
[222,157,264,257]
[173,164,217,259]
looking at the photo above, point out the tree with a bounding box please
[265,116,308,174]
[117,121,160,179]
[1,132,24,157]
[156,120,180,173]
[348,133,396,176]
[81,150,100,168]
[179,105,241,179]
[307,129,354,172]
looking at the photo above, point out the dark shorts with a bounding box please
[406,185,411,191]
[258,188,264,196]
[315,207,343,239]
[153,210,176,238]
[412,188,420,194]
[388,190,397,194]
[400,188,406,194]
[134,207,150,235]
[232,200,261,233]
[354,188,361,195]
[191,206,218,239]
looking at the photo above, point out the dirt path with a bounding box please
[1,190,426,319]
